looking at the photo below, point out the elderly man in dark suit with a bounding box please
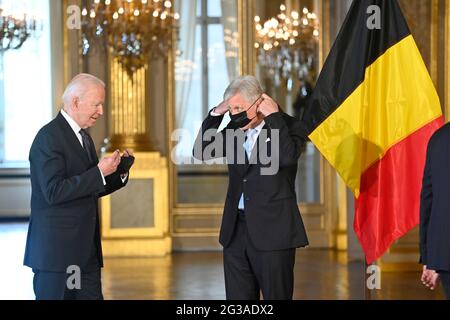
[420,122,450,299]
[194,75,309,300]
[24,73,133,300]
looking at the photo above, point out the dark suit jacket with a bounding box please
[194,110,309,251]
[420,122,450,271]
[24,112,128,272]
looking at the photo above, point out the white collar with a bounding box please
[60,109,82,135]
[249,120,265,134]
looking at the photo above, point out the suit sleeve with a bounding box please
[31,133,106,206]
[99,171,129,198]
[419,137,434,265]
[193,110,228,161]
[263,112,307,167]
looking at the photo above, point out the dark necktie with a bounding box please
[79,129,94,164]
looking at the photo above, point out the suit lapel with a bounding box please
[235,140,248,177]
[231,122,270,176]
[56,112,91,167]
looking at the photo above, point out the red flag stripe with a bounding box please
[354,116,445,264]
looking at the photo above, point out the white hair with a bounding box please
[223,75,263,103]
[62,73,105,107]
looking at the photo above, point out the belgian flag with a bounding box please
[305,0,444,263]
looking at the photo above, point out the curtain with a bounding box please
[175,0,198,129]
[220,0,239,82]
[0,56,4,163]
[0,0,52,163]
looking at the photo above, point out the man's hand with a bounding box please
[120,149,134,180]
[98,150,120,177]
[257,93,279,117]
[421,265,440,290]
[122,149,134,158]
[212,99,230,115]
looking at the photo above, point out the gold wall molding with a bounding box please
[101,152,171,257]
[166,24,176,237]
[431,0,439,86]
[446,0,450,121]
[108,55,153,151]
[316,0,340,250]
[336,177,348,251]
[238,0,256,75]
[62,0,84,88]
[102,238,172,257]
[51,0,65,115]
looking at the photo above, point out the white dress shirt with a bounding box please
[210,109,265,210]
[238,120,265,210]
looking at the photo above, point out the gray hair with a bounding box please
[223,75,263,103]
[62,73,105,106]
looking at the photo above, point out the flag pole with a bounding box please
[364,258,372,300]
[363,256,378,301]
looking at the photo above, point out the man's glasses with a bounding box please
[227,96,263,114]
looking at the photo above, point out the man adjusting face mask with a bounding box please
[193,76,309,301]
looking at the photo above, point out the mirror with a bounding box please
[175,0,239,204]
[254,0,321,203]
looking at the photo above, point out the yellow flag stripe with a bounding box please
[309,35,442,197]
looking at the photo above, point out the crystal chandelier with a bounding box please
[254,5,319,88]
[0,8,38,52]
[81,0,180,76]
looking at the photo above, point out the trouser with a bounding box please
[33,242,103,300]
[33,269,103,300]
[223,210,296,300]
[439,271,450,300]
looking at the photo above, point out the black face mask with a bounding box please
[229,97,261,128]
[230,111,252,128]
